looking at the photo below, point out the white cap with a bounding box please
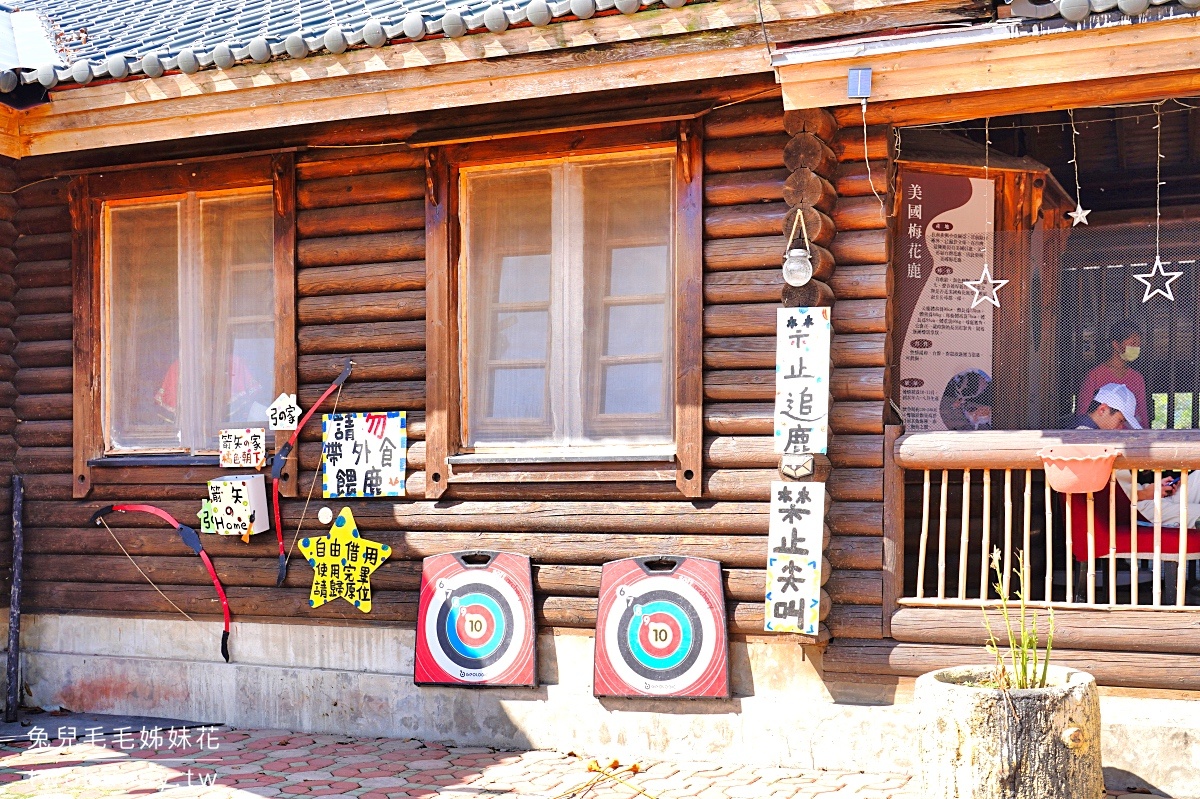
[1094,383,1141,429]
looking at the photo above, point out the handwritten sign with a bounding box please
[774,307,831,456]
[764,480,823,635]
[200,475,270,538]
[267,393,301,431]
[218,428,267,469]
[321,412,407,499]
[299,508,390,612]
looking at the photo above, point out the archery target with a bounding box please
[415,552,536,687]
[594,557,729,699]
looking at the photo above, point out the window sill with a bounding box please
[445,448,679,484]
[447,447,676,466]
[89,455,220,468]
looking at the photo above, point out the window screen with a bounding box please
[104,190,275,454]
[461,153,674,450]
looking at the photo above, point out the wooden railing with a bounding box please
[893,430,1200,610]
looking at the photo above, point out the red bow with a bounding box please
[90,504,231,662]
[270,360,353,585]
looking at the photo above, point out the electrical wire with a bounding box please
[903,96,1200,133]
[1154,100,1164,265]
[862,98,885,218]
[285,381,344,567]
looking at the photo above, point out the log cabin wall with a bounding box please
[5,92,844,642]
[823,121,892,646]
[0,158,18,602]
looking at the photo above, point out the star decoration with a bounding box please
[299,507,390,612]
[1133,258,1184,303]
[1067,203,1091,226]
[962,264,1009,309]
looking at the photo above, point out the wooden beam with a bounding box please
[896,429,1200,471]
[780,16,1200,117]
[823,638,1200,691]
[7,0,982,157]
[892,606,1200,656]
[0,107,19,160]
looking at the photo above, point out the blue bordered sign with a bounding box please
[321,411,406,498]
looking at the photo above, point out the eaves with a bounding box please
[0,0,987,159]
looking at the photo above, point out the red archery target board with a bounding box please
[414,551,536,687]
[594,556,729,699]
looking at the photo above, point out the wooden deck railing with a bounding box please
[893,430,1200,610]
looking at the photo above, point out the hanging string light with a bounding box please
[1066,109,1091,226]
[962,117,1009,309]
[1133,101,1183,303]
[782,203,813,287]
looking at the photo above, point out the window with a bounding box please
[72,154,297,497]
[425,123,703,498]
[104,190,275,453]
[461,154,674,449]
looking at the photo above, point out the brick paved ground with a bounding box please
[0,726,1165,798]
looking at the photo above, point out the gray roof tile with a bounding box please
[2,0,710,89]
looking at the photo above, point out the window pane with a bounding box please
[610,246,668,296]
[498,254,551,303]
[603,363,664,415]
[581,157,673,439]
[495,311,549,360]
[107,202,183,451]
[464,168,556,445]
[605,304,665,357]
[491,367,546,418]
[197,193,275,451]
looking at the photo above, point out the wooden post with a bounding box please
[5,474,22,724]
[882,423,904,637]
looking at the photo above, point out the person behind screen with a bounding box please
[1067,383,1200,530]
[1077,320,1149,429]
[1066,382,1140,431]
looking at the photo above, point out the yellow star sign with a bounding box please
[299,508,390,613]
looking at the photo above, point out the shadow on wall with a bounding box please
[1103,767,1173,797]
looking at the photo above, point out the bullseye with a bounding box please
[415,552,536,687]
[594,557,729,699]
[438,584,511,669]
[640,610,680,655]
[617,590,701,681]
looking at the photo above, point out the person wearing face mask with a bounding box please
[1077,320,1150,430]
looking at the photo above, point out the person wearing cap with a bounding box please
[1068,384,1200,529]
[1066,382,1142,431]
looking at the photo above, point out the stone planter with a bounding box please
[915,665,1104,799]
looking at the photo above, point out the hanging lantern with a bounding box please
[782,248,813,287]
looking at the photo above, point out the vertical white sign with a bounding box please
[765,480,824,635]
[774,307,831,456]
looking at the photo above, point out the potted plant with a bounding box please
[915,550,1104,799]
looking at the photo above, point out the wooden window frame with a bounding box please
[424,122,703,498]
[71,153,298,498]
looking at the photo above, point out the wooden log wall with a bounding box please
[776,108,840,639]
[816,118,892,643]
[8,96,842,643]
[0,159,18,603]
